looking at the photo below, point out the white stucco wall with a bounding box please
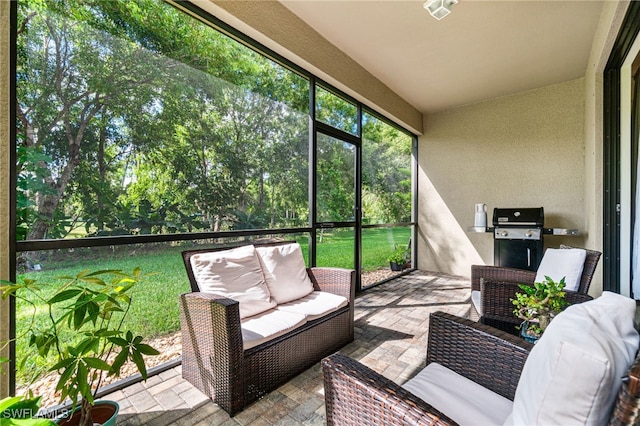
[418,79,587,277]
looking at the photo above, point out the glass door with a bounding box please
[315,132,356,269]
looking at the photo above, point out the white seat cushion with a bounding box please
[275,291,348,320]
[256,243,315,304]
[471,290,482,315]
[241,309,307,350]
[534,248,586,291]
[190,245,276,319]
[402,362,513,426]
[506,291,639,425]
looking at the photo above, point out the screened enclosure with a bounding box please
[10,0,416,397]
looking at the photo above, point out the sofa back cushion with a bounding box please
[506,291,639,425]
[534,248,586,291]
[256,243,314,304]
[190,244,275,318]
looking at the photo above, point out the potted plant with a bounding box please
[388,245,408,271]
[0,268,159,426]
[511,275,568,342]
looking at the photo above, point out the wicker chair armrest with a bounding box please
[179,291,244,356]
[427,311,532,400]
[471,265,536,292]
[308,267,356,302]
[564,291,593,305]
[179,292,244,390]
[322,353,457,426]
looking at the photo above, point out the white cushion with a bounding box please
[190,245,276,319]
[471,290,482,315]
[403,362,513,426]
[240,309,307,350]
[255,243,314,304]
[534,248,587,291]
[275,291,348,320]
[507,292,639,426]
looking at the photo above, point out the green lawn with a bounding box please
[12,227,410,385]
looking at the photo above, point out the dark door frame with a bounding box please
[603,1,640,293]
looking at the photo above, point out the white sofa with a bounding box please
[180,240,355,416]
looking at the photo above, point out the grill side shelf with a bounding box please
[543,228,580,236]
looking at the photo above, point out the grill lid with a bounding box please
[493,207,544,227]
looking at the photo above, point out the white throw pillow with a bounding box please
[534,248,586,291]
[255,243,314,304]
[189,245,276,319]
[506,292,639,426]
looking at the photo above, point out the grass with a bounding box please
[11,227,411,386]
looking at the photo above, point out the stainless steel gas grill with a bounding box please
[493,207,545,271]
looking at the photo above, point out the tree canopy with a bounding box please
[16,0,412,241]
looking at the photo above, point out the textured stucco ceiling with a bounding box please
[280,0,605,114]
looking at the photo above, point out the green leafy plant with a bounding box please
[387,245,408,264]
[511,276,568,337]
[1,268,159,426]
[0,395,56,425]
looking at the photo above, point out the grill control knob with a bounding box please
[525,231,533,238]
[500,230,508,237]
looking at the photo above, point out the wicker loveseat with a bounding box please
[180,241,355,416]
[323,294,640,425]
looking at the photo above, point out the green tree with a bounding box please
[17,0,311,239]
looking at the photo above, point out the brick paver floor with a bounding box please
[110,270,472,425]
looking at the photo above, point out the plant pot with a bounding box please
[519,321,541,344]
[56,401,119,426]
[389,261,404,271]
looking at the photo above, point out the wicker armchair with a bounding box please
[470,245,601,334]
[322,311,640,426]
[323,312,532,425]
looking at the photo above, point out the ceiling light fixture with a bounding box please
[423,0,458,20]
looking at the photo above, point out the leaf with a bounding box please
[0,396,27,412]
[55,364,76,392]
[83,357,111,371]
[131,350,147,380]
[136,343,160,356]
[4,419,57,425]
[50,357,75,372]
[47,289,81,304]
[95,329,120,338]
[86,300,100,325]
[110,350,129,376]
[73,299,87,331]
[108,337,128,347]
[76,363,89,399]
[82,269,122,277]
[76,337,99,355]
